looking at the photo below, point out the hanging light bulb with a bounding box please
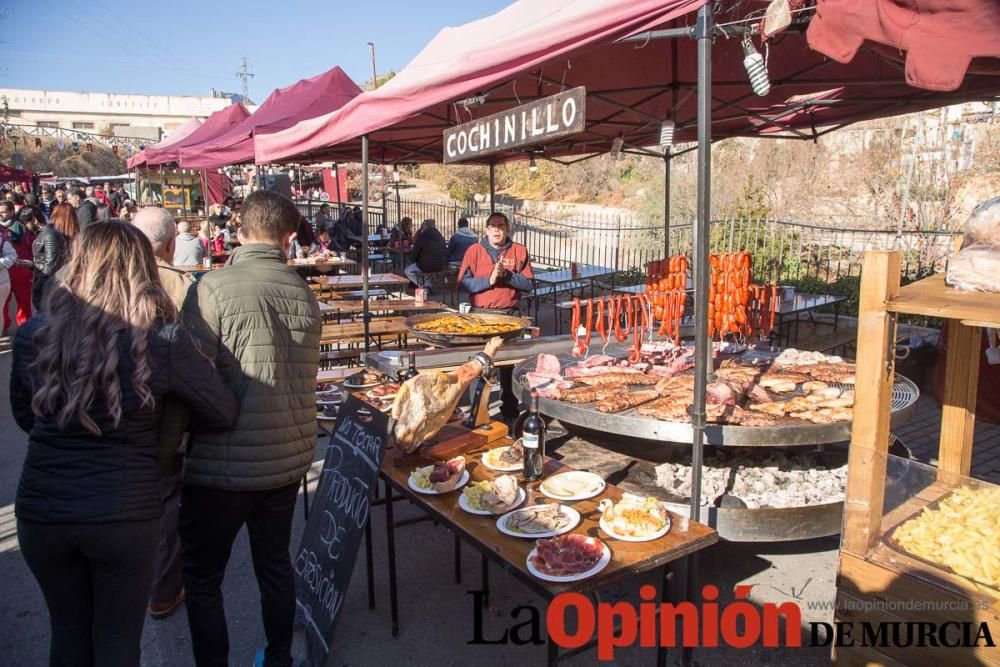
[659,119,675,147]
[528,156,538,173]
[610,135,624,160]
[742,36,771,97]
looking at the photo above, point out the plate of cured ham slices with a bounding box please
[527,534,611,582]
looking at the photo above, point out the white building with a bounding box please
[0,88,246,141]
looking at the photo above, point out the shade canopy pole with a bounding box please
[489,163,496,214]
[690,1,713,525]
[664,150,672,258]
[334,162,342,207]
[361,136,371,356]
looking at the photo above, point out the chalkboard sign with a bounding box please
[294,394,388,666]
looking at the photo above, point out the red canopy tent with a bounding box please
[177,67,362,170]
[254,0,999,525]
[127,117,202,170]
[141,103,251,167]
[256,0,999,165]
[0,163,36,192]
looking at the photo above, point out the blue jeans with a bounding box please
[404,262,426,287]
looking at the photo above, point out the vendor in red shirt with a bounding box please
[458,212,534,315]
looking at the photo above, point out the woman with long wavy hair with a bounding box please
[10,221,239,666]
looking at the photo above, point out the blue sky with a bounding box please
[2,0,511,99]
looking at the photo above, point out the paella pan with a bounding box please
[405,312,531,346]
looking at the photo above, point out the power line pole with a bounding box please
[367,42,378,89]
[236,56,254,104]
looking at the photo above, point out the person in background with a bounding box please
[108,183,126,212]
[12,194,25,212]
[96,201,113,221]
[331,210,361,253]
[289,214,319,259]
[221,196,235,218]
[313,228,337,256]
[49,202,80,241]
[29,206,69,309]
[405,218,447,287]
[447,217,478,265]
[73,188,97,230]
[9,221,238,666]
[52,188,67,210]
[23,193,47,224]
[0,227,17,324]
[0,200,35,333]
[180,190,321,667]
[349,206,364,237]
[40,188,57,219]
[313,203,333,234]
[197,220,213,256]
[458,211,533,315]
[119,199,138,221]
[389,216,413,251]
[132,207,196,621]
[94,185,114,214]
[172,220,205,266]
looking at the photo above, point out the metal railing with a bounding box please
[298,197,960,304]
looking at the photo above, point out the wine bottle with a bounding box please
[404,351,419,380]
[521,393,546,482]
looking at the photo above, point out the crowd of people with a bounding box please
[8,189,321,667]
[3,178,537,666]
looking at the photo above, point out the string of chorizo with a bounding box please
[571,297,585,357]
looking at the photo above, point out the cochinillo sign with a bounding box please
[443,86,586,163]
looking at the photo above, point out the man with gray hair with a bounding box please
[132,206,195,620]
[134,207,192,307]
[172,219,205,267]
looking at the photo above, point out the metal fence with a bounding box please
[299,196,960,294]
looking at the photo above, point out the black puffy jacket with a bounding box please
[411,227,448,272]
[31,224,67,278]
[10,316,240,523]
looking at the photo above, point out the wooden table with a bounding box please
[320,317,409,345]
[379,438,717,664]
[315,367,356,385]
[174,263,225,273]
[176,257,357,274]
[312,273,410,291]
[322,299,447,315]
[289,256,357,271]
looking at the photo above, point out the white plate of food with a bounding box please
[458,476,526,515]
[598,496,672,542]
[343,371,386,389]
[539,471,606,502]
[481,441,524,472]
[496,504,579,539]
[527,535,611,582]
[408,457,469,495]
[365,383,399,401]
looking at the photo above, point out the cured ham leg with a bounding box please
[392,337,503,452]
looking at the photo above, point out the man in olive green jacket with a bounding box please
[179,191,321,667]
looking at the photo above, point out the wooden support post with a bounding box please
[843,250,900,556]
[938,322,980,477]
